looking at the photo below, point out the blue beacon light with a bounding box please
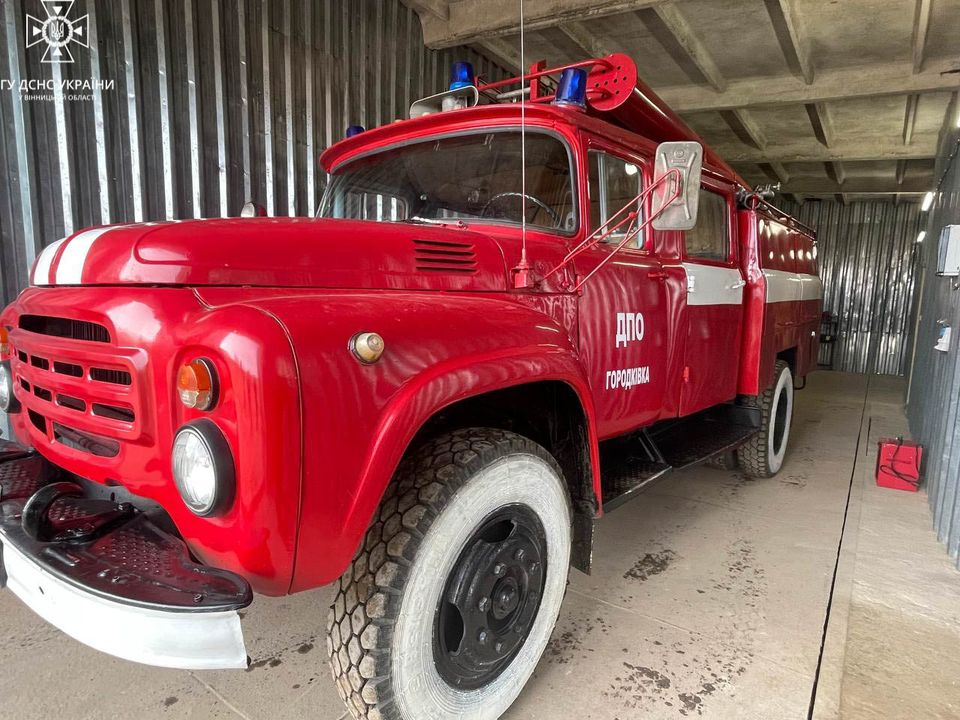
[554,67,588,110]
[345,125,365,138]
[449,61,475,90]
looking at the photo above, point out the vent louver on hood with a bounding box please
[412,239,478,274]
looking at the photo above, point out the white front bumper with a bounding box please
[0,537,248,670]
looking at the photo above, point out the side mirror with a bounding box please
[652,141,703,231]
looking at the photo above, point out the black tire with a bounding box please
[705,450,738,471]
[737,360,794,478]
[327,428,572,720]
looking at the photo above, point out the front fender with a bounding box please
[226,290,598,591]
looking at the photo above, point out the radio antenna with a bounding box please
[512,0,534,288]
[519,0,527,257]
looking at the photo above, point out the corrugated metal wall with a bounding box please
[781,199,924,376]
[0,0,504,305]
[906,103,960,567]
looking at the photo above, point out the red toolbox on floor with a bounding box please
[875,437,922,492]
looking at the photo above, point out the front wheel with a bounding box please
[737,360,794,478]
[327,429,572,720]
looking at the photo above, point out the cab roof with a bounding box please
[319,102,746,188]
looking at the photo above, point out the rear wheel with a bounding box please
[327,428,572,720]
[737,360,794,478]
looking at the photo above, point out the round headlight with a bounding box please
[0,361,18,414]
[171,420,235,516]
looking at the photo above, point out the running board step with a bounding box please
[651,404,760,470]
[599,404,760,513]
[600,430,671,512]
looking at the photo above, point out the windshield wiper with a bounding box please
[400,216,468,229]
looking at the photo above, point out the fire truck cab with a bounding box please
[0,55,820,720]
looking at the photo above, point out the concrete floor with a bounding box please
[2,371,959,719]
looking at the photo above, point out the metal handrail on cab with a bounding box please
[542,167,683,293]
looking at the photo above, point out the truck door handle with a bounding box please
[648,270,668,280]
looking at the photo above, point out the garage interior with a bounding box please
[1,0,959,718]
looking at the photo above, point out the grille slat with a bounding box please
[57,394,87,412]
[92,403,135,423]
[90,367,132,386]
[53,361,83,377]
[19,315,110,343]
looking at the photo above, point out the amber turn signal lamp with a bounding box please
[0,327,9,356]
[177,358,217,411]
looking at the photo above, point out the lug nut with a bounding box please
[495,642,504,653]
[493,563,504,576]
[478,597,491,612]
[529,561,539,572]
[515,549,525,562]
[477,629,488,644]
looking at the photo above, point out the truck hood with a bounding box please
[30,217,509,291]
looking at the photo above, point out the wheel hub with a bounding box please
[433,504,547,690]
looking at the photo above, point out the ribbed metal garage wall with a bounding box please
[0,0,504,305]
[781,199,924,376]
[906,115,960,567]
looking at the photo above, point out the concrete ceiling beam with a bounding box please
[896,160,908,185]
[717,134,939,163]
[637,3,726,91]
[757,161,790,184]
[912,0,932,73]
[762,0,813,84]
[721,109,768,150]
[475,37,523,73]
[826,161,846,185]
[558,21,617,59]
[805,102,835,147]
[404,0,450,21]
[903,94,919,144]
[410,0,664,49]
[768,176,932,193]
[660,59,959,112]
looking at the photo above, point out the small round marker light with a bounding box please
[346,125,365,138]
[177,358,218,411]
[350,332,385,364]
[554,67,588,110]
[449,61,475,90]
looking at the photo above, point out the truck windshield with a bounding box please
[319,131,575,232]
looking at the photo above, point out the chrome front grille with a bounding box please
[10,318,143,458]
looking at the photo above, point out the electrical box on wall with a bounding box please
[937,225,960,277]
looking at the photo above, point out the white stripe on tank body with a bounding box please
[681,262,745,306]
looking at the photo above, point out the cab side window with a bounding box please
[685,189,729,261]
[588,151,644,248]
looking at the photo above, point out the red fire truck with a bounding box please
[0,54,820,720]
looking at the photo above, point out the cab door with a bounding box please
[575,144,671,439]
[679,181,744,415]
